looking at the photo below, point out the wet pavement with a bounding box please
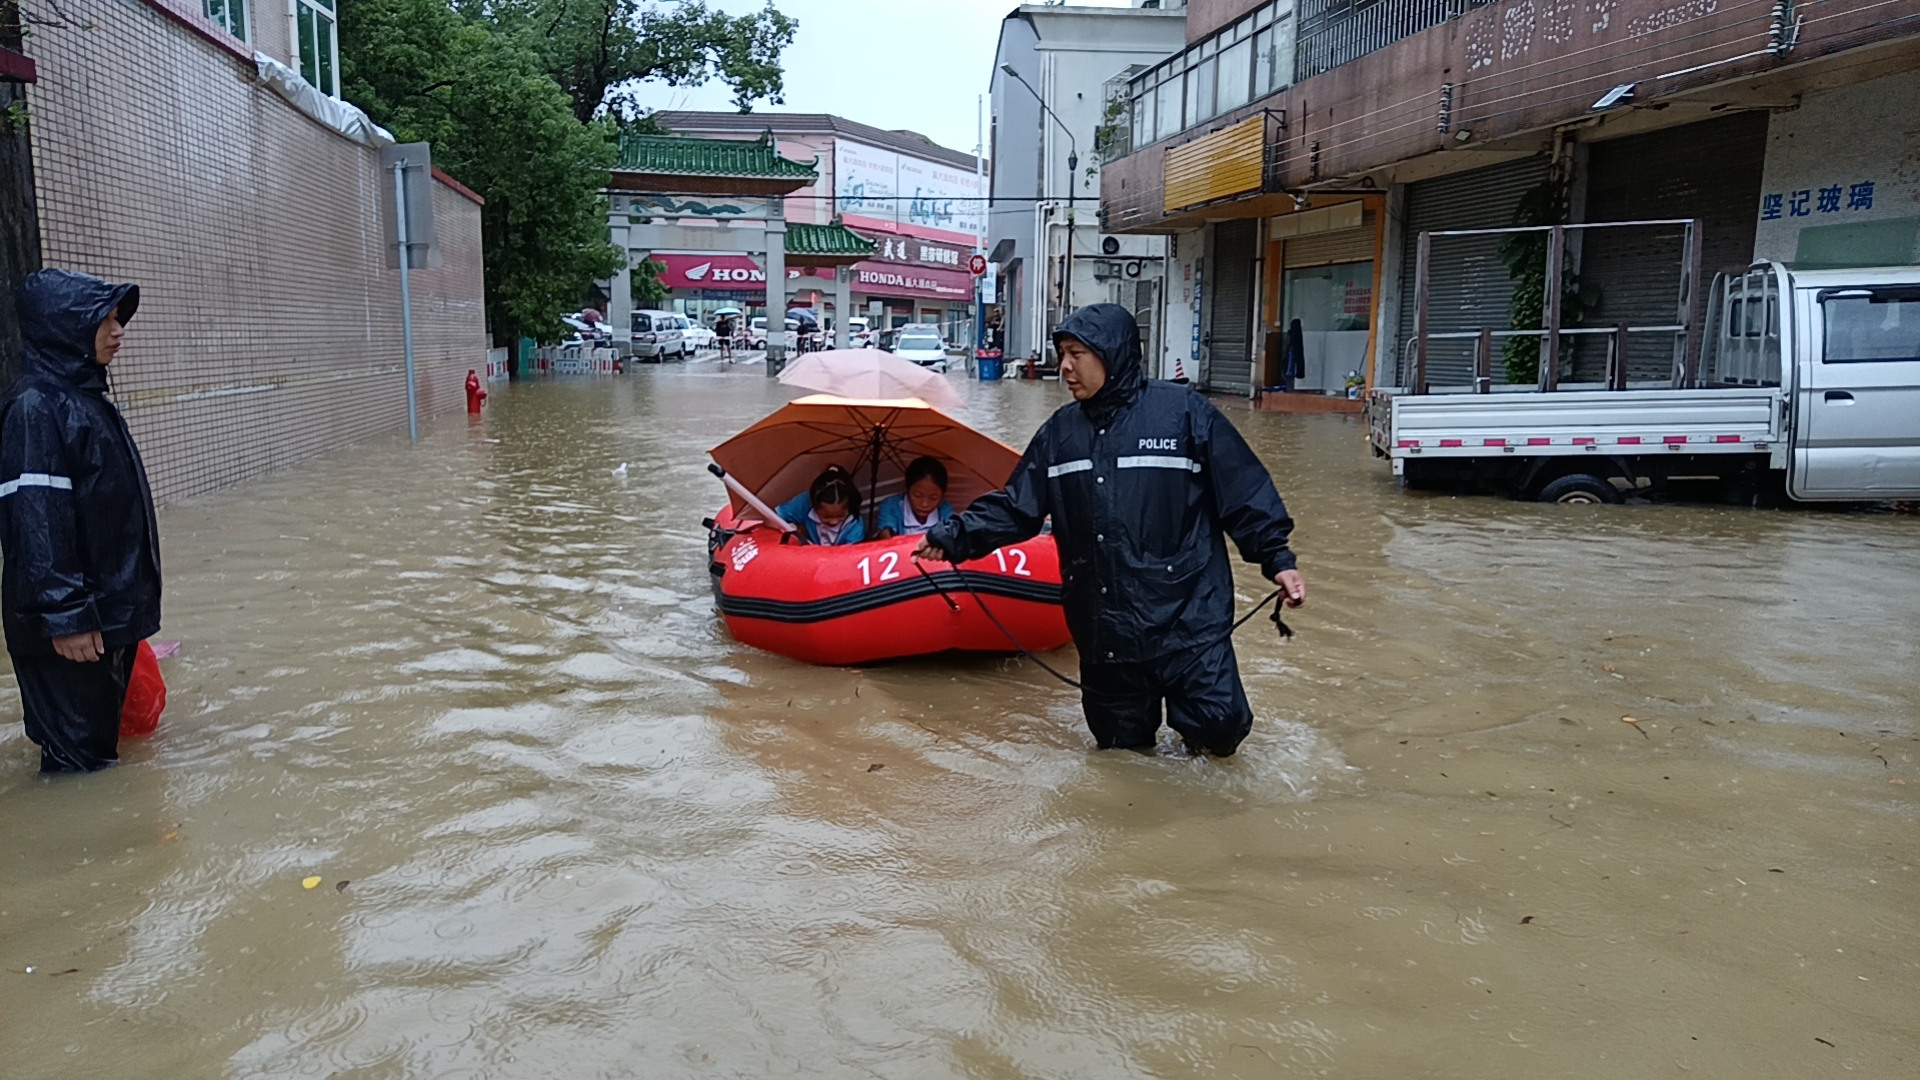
[2,360,1915,1078]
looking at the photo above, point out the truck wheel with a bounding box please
[1538,474,1619,505]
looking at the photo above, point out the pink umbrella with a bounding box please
[776,347,966,412]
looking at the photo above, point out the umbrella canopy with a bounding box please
[777,348,966,412]
[709,395,1019,522]
[712,306,743,316]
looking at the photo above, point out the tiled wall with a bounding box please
[25,0,487,504]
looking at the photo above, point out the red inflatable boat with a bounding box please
[705,393,1071,666]
[707,506,1069,666]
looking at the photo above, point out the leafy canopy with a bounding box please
[472,0,798,123]
[342,0,791,343]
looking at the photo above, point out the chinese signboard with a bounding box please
[834,138,985,240]
[868,234,969,270]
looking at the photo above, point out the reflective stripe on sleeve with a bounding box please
[1115,455,1202,473]
[0,473,74,498]
[1046,459,1093,478]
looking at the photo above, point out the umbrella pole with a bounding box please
[865,424,884,536]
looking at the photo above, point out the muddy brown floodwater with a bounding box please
[1,363,1915,1078]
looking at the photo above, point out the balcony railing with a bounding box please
[1295,0,1499,80]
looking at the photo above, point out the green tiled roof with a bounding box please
[786,222,876,258]
[616,132,818,181]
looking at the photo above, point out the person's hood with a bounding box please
[1053,303,1144,421]
[15,269,139,391]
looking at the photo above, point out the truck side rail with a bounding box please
[1412,218,1704,395]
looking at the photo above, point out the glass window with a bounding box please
[1131,87,1149,149]
[1217,38,1251,113]
[1286,262,1375,332]
[296,0,339,97]
[1254,28,1275,96]
[1822,288,1920,362]
[1155,78,1181,142]
[205,0,247,40]
[1187,58,1215,126]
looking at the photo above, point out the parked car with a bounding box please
[748,316,799,351]
[846,317,874,349]
[683,321,716,351]
[892,324,950,371]
[560,314,612,347]
[631,310,689,361]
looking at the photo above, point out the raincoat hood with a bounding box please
[15,269,139,391]
[1053,303,1144,423]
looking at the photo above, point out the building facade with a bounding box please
[1099,0,1920,403]
[15,0,488,503]
[622,112,985,344]
[989,4,1190,365]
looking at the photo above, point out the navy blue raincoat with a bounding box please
[0,270,162,656]
[925,304,1295,665]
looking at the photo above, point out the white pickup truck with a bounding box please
[1370,261,1920,504]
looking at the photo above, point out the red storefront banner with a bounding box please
[849,261,974,302]
[650,253,795,292]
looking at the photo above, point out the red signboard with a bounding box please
[850,261,974,302]
[650,253,792,292]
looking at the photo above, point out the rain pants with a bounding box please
[1,269,162,772]
[924,303,1296,754]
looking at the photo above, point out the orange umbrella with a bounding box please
[775,348,966,412]
[709,395,1019,526]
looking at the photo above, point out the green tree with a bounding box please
[477,0,798,123]
[341,0,788,349]
[343,0,624,347]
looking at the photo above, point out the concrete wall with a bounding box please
[1103,0,1920,234]
[1753,68,1920,267]
[26,0,488,504]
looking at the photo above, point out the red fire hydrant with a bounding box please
[466,369,487,414]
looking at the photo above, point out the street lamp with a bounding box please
[1001,63,1082,338]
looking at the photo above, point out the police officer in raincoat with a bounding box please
[1,269,161,772]
[917,303,1304,756]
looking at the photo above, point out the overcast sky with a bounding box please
[636,0,1132,154]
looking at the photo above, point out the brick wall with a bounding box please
[24,0,487,504]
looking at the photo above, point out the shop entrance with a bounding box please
[1281,261,1373,395]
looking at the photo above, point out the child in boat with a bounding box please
[875,456,954,539]
[776,465,866,545]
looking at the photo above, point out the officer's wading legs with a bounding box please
[1079,664,1162,752]
[1161,639,1254,757]
[1079,639,1254,756]
[13,646,136,773]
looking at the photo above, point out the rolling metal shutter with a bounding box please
[1394,156,1549,388]
[1206,218,1259,395]
[1575,113,1769,383]
[1282,211,1378,268]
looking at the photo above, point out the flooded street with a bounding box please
[2,364,1915,1078]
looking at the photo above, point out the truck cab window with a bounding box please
[1821,287,1920,363]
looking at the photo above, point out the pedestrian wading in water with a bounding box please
[916,303,1305,756]
[0,270,162,773]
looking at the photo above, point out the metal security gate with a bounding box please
[1576,113,1769,382]
[1393,156,1549,388]
[1206,219,1259,395]
[1282,211,1377,269]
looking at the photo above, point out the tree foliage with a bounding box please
[475,0,798,123]
[341,0,793,346]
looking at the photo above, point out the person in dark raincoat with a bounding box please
[1,269,162,773]
[915,303,1305,756]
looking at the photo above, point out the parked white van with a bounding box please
[631,310,689,362]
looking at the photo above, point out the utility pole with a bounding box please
[1001,64,1078,356]
[381,142,436,441]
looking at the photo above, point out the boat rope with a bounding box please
[916,559,1294,693]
